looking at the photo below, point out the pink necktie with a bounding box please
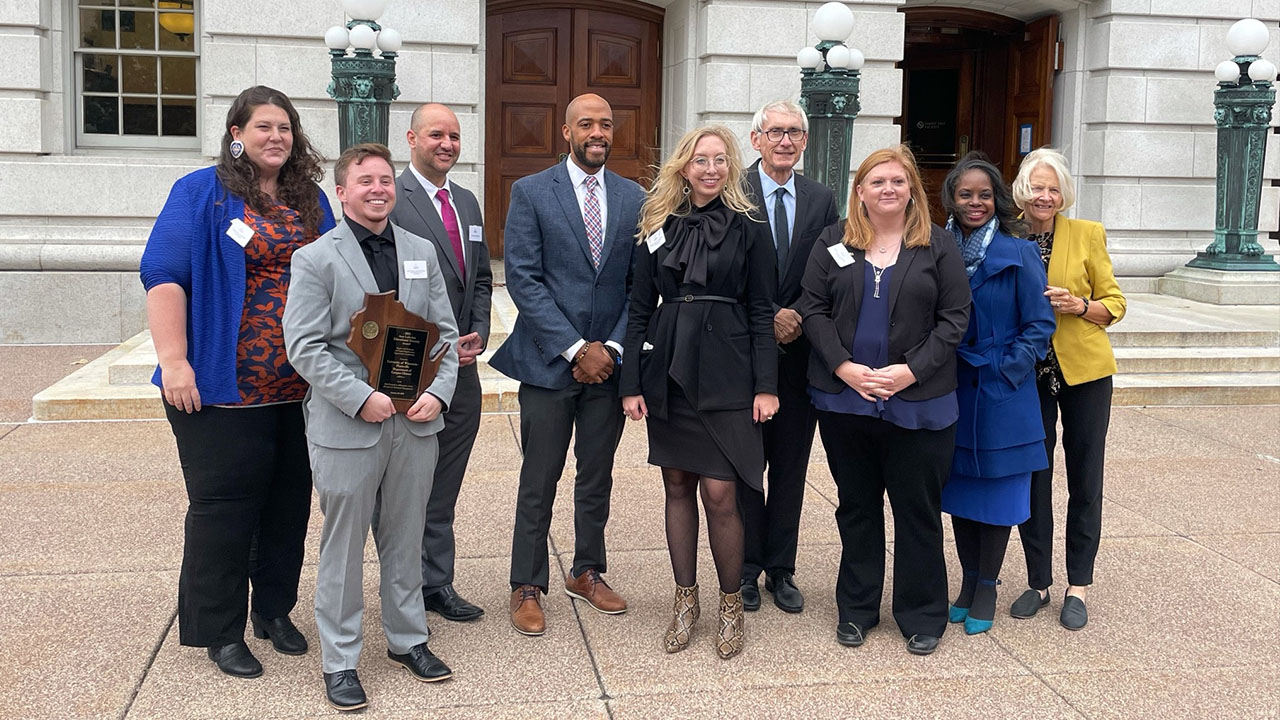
[583,175,603,268]
[437,187,466,277]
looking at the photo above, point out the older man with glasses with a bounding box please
[738,100,839,614]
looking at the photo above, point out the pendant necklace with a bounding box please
[872,264,886,299]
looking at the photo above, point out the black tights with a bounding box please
[951,516,1011,621]
[662,468,743,594]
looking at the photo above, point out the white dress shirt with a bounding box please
[560,158,621,363]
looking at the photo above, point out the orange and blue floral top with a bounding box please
[234,205,314,405]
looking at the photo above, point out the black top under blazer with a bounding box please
[796,223,972,401]
[620,200,778,419]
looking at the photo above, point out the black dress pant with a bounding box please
[165,402,312,647]
[740,347,816,579]
[819,411,953,638]
[509,376,625,590]
[1019,375,1112,589]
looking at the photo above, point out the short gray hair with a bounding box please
[1012,147,1076,213]
[751,100,808,134]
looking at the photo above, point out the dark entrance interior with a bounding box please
[899,8,1060,223]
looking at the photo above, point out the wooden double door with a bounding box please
[485,0,662,256]
[900,8,1060,222]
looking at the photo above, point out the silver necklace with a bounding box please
[872,264,886,299]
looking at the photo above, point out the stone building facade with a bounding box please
[2,0,1277,342]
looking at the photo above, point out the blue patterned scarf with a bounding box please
[947,215,998,278]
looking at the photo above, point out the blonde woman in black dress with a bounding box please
[621,125,779,659]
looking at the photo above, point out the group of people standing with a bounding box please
[140,85,1124,712]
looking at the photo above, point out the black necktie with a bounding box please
[361,235,398,295]
[774,188,790,282]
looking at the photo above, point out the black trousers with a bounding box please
[509,377,625,590]
[421,364,482,593]
[740,347,816,579]
[165,402,312,647]
[1018,375,1112,589]
[819,411,953,638]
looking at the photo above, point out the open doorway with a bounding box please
[899,8,1060,222]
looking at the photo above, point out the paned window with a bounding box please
[74,0,199,149]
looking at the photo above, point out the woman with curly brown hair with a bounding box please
[140,85,335,678]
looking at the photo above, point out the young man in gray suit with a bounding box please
[388,102,492,623]
[489,93,645,636]
[283,144,458,712]
[738,101,839,614]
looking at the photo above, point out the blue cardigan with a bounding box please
[139,166,335,405]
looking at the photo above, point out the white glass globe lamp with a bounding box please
[1226,18,1270,57]
[813,2,854,43]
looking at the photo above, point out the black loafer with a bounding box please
[836,622,866,647]
[251,611,308,655]
[906,634,940,656]
[765,572,805,613]
[1060,595,1088,630]
[424,585,485,622]
[324,669,368,711]
[740,577,761,612]
[387,642,453,682]
[207,641,263,678]
[1009,589,1050,619]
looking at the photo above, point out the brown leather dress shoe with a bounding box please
[565,569,628,615]
[510,584,546,636]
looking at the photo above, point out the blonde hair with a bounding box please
[1012,147,1076,213]
[637,125,759,241]
[842,144,932,250]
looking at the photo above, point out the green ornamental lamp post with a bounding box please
[325,0,401,151]
[1187,17,1279,272]
[796,2,864,218]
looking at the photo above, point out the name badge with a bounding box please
[827,243,855,268]
[226,219,254,248]
[645,229,666,254]
[403,260,429,279]
[468,225,483,243]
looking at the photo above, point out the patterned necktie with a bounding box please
[583,174,603,268]
[437,188,466,277]
[774,187,790,282]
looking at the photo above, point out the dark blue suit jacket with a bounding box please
[490,161,645,389]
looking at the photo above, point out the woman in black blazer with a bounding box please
[796,144,970,656]
[621,125,778,659]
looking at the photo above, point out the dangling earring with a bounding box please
[230,139,244,159]
[681,183,690,197]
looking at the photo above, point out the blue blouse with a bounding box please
[809,262,958,431]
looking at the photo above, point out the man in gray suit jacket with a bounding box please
[283,144,458,712]
[388,103,492,623]
[489,94,645,636]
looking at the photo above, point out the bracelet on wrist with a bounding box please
[1075,296,1090,317]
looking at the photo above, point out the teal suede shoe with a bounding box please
[948,604,970,623]
[963,615,994,635]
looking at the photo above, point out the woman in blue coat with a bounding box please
[940,154,1055,635]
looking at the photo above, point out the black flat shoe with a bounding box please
[836,622,866,647]
[765,572,805,613]
[740,577,761,612]
[251,611,308,655]
[387,643,453,682]
[1010,588,1050,619]
[1060,595,1088,630]
[906,634,940,656]
[207,641,262,678]
[324,669,368,711]
[424,585,485,622]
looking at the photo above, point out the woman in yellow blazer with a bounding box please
[1008,148,1126,630]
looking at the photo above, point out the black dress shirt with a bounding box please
[346,214,398,296]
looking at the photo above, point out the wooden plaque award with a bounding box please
[346,291,450,413]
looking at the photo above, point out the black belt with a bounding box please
[663,294,736,304]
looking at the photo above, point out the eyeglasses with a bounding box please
[689,155,729,170]
[762,128,806,142]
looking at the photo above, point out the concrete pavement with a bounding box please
[1,345,1277,719]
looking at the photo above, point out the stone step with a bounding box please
[107,335,157,385]
[1114,346,1280,374]
[1113,372,1280,406]
[32,332,163,420]
[1109,328,1279,348]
